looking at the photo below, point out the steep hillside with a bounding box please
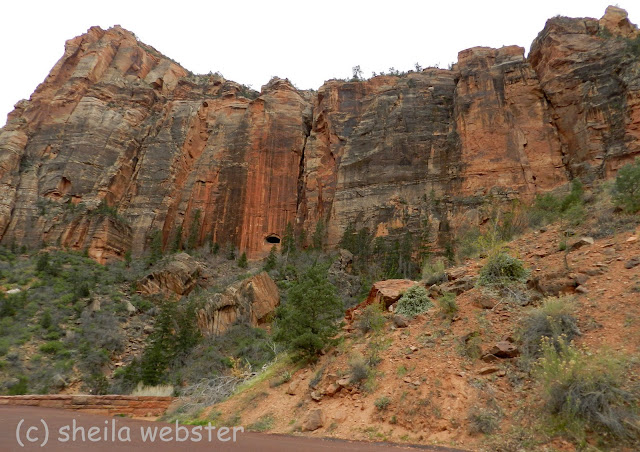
[188,188,640,451]
[1,7,639,262]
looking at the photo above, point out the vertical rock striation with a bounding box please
[1,6,639,262]
[529,6,640,179]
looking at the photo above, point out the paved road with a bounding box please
[0,406,466,451]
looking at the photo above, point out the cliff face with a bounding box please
[1,7,639,261]
[530,6,640,179]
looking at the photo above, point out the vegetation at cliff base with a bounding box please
[477,250,528,287]
[273,263,343,362]
[394,285,432,318]
[534,338,639,442]
[612,158,640,213]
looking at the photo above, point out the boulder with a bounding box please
[479,366,500,375]
[392,315,409,328]
[472,293,498,309]
[528,268,576,296]
[625,257,640,269]
[367,280,417,308]
[51,374,67,390]
[125,300,137,314]
[485,341,519,359]
[138,253,200,297]
[302,409,324,432]
[197,272,280,336]
[286,380,300,396]
[325,383,340,397]
[568,237,594,252]
[439,276,476,295]
[346,279,417,321]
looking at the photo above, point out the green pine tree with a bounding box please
[238,252,248,269]
[311,219,325,250]
[273,263,344,361]
[147,229,163,266]
[264,246,277,271]
[281,222,296,256]
[226,243,236,260]
[186,209,202,251]
[170,226,183,252]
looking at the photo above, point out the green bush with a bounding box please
[269,371,292,388]
[8,376,29,395]
[348,354,371,385]
[528,179,585,227]
[356,303,385,334]
[477,251,528,287]
[518,297,580,360]
[421,259,446,285]
[39,341,65,355]
[437,292,458,318]
[395,285,432,318]
[529,194,561,227]
[534,338,639,442]
[612,158,640,213]
[374,396,391,411]
[237,252,248,269]
[247,414,275,432]
[468,407,500,434]
[0,338,10,356]
[263,246,277,272]
[309,367,324,389]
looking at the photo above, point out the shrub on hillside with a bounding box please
[356,303,386,334]
[374,396,391,411]
[534,338,639,442]
[528,179,585,227]
[349,354,371,385]
[477,250,528,287]
[394,285,432,318]
[237,252,248,269]
[518,297,580,360]
[437,292,458,318]
[468,407,500,435]
[421,259,446,285]
[612,158,640,213]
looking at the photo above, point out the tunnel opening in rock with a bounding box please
[265,234,281,244]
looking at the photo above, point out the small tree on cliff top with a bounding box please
[273,263,343,361]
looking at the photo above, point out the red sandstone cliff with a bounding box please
[0,7,639,262]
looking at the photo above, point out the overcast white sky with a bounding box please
[1,1,638,127]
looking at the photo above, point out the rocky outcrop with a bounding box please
[1,7,639,262]
[138,253,200,296]
[302,409,324,432]
[529,6,640,180]
[455,46,566,198]
[0,26,310,261]
[0,395,173,417]
[297,70,460,249]
[346,279,417,321]
[196,271,279,336]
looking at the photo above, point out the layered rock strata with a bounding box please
[1,7,638,261]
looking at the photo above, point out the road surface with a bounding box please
[0,406,466,451]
